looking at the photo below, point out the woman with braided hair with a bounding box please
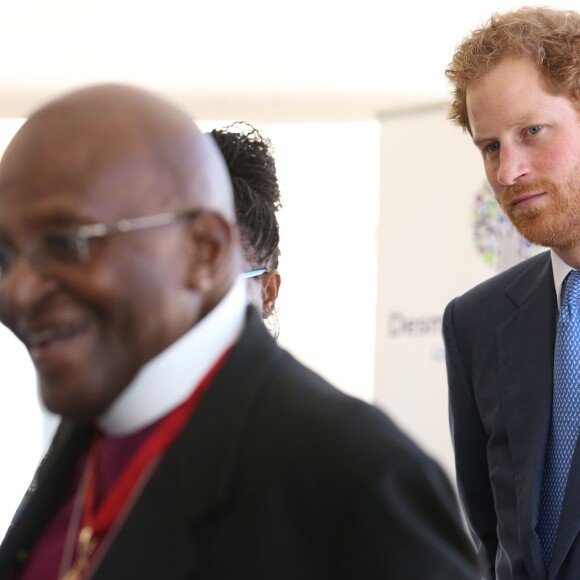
[210,122,282,337]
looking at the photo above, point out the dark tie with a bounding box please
[538,270,580,567]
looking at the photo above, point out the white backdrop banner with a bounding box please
[374,106,541,476]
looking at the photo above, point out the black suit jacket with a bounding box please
[2,309,479,579]
[444,250,580,580]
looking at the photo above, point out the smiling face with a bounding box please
[0,161,199,423]
[467,57,580,255]
[0,86,234,422]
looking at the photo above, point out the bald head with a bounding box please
[1,83,236,219]
[0,84,242,422]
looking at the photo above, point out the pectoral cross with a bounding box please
[61,526,97,580]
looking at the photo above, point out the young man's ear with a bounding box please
[261,270,281,319]
[186,212,239,293]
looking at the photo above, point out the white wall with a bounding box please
[375,106,494,475]
[374,106,544,476]
[0,0,577,119]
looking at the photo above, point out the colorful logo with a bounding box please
[473,181,544,272]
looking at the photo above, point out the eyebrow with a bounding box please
[0,211,95,243]
[32,206,97,228]
[472,135,493,149]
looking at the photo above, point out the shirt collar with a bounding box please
[98,278,247,436]
[551,249,575,311]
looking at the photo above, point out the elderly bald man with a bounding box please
[0,85,480,580]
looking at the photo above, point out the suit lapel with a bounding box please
[497,252,556,578]
[1,309,278,580]
[93,309,280,578]
[550,444,580,578]
[549,311,580,576]
[0,422,92,576]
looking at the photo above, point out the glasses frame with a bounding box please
[0,208,204,278]
[241,268,268,280]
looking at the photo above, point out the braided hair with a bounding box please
[209,122,281,270]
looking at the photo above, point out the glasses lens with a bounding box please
[0,245,13,278]
[41,231,83,264]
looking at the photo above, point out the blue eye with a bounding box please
[486,142,500,154]
[528,125,542,135]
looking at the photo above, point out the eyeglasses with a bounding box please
[241,268,268,280]
[0,209,203,280]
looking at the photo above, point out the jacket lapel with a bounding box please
[93,309,280,578]
[550,446,580,578]
[1,309,278,580]
[549,320,580,576]
[0,422,92,577]
[497,251,556,578]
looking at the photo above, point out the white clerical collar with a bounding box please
[98,278,247,436]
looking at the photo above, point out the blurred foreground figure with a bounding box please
[0,84,479,579]
[444,7,580,579]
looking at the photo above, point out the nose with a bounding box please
[496,144,530,186]
[0,256,57,321]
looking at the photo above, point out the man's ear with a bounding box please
[261,270,281,319]
[186,212,238,293]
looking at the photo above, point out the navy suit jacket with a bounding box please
[1,309,479,579]
[444,250,580,579]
